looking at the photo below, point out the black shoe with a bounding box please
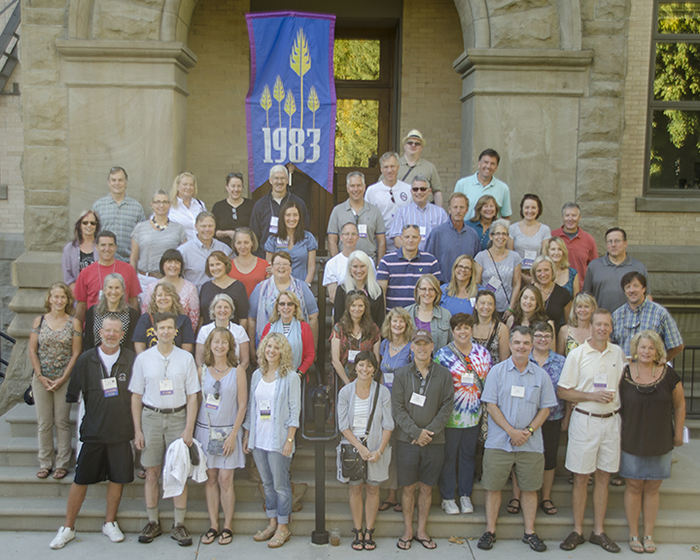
[171,523,193,547]
[522,533,547,552]
[560,531,585,551]
[477,531,496,550]
[138,521,162,544]
[589,532,620,553]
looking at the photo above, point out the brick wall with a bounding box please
[400,0,463,194]
[618,0,700,244]
[0,62,24,235]
[186,0,251,204]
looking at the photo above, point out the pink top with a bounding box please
[229,257,269,297]
[140,279,200,332]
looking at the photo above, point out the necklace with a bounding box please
[634,361,658,382]
[539,283,554,301]
[152,217,169,231]
[214,366,230,374]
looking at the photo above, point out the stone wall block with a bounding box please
[582,36,627,80]
[23,146,69,189]
[594,0,630,20]
[487,0,551,17]
[24,8,66,26]
[590,81,625,98]
[578,141,622,159]
[576,158,620,201]
[24,207,70,252]
[27,0,67,9]
[25,129,68,147]
[579,199,619,218]
[583,20,626,36]
[21,25,64,72]
[128,0,166,10]
[22,70,59,87]
[92,0,162,40]
[579,97,624,142]
[490,7,558,49]
[23,87,68,130]
[23,190,69,207]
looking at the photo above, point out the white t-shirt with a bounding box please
[196,321,249,360]
[364,180,411,231]
[97,347,121,374]
[351,394,370,439]
[254,378,277,452]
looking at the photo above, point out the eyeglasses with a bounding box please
[402,224,420,232]
[278,301,295,307]
[213,380,221,400]
[389,189,395,204]
[456,265,472,272]
[347,289,367,297]
[273,261,290,268]
[82,221,97,226]
[231,207,238,220]
[405,141,421,147]
[534,334,553,341]
[412,187,429,192]
[152,200,170,206]
[227,172,244,180]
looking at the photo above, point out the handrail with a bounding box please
[677,345,700,418]
[0,329,16,376]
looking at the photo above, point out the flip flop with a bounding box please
[413,536,437,549]
[396,537,412,550]
[201,528,218,545]
[394,503,403,512]
[378,500,398,511]
[506,498,521,514]
[218,528,233,545]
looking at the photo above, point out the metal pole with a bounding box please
[311,399,328,544]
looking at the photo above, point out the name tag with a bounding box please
[383,372,394,387]
[101,377,118,398]
[485,277,501,293]
[594,372,608,391]
[461,373,475,386]
[523,250,537,269]
[419,226,427,238]
[358,224,368,238]
[511,385,525,398]
[410,392,426,407]
[276,237,288,247]
[204,393,221,411]
[348,350,359,363]
[159,379,174,396]
[269,216,279,234]
[260,399,271,420]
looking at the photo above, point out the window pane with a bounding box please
[335,99,379,167]
[334,39,380,80]
[654,42,700,100]
[658,3,700,34]
[649,109,700,190]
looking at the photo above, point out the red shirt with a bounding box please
[261,320,315,375]
[74,261,142,309]
[229,257,269,297]
[551,226,598,284]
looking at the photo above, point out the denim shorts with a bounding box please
[618,449,672,480]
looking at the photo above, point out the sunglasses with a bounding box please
[82,221,97,226]
[213,380,221,400]
[278,301,295,307]
[412,187,429,192]
[405,141,421,147]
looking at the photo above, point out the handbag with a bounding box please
[448,342,488,443]
[206,412,233,456]
[340,384,381,481]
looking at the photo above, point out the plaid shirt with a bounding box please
[92,194,146,261]
[612,299,683,357]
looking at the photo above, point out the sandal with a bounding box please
[37,468,51,479]
[610,475,625,487]
[378,500,398,511]
[568,473,594,485]
[539,499,557,515]
[363,528,376,551]
[629,536,644,554]
[138,468,146,479]
[253,524,276,542]
[506,498,521,514]
[393,503,403,512]
[413,536,437,549]
[396,537,411,550]
[201,528,218,545]
[218,528,233,545]
[643,536,656,553]
[52,468,68,479]
[267,528,291,548]
[351,528,364,551]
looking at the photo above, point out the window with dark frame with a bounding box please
[646,1,700,193]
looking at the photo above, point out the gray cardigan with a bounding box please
[405,303,453,351]
[337,380,394,450]
[62,241,99,285]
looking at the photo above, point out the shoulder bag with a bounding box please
[340,384,381,480]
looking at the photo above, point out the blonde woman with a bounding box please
[544,237,579,296]
[243,333,301,549]
[195,328,248,546]
[467,195,500,251]
[440,255,479,316]
[531,255,572,335]
[168,172,206,241]
[556,293,597,356]
[406,274,453,350]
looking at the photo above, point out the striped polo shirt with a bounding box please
[376,248,441,310]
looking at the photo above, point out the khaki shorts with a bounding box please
[481,448,544,492]
[565,410,621,475]
[140,408,187,468]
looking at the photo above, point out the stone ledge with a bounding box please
[627,245,700,274]
[55,39,197,68]
[635,196,700,213]
[11,252,63,289]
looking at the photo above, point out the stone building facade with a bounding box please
[1,0,698,411]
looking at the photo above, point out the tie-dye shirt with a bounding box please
[435,342,492,428]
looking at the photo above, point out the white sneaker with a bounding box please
[441,499,460,515]
[50,526,76,549]
[460,496,474,513]
[102,521,125,542]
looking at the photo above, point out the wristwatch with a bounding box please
[526,426,534,435]
[287,437,294,443]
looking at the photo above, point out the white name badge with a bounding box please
[383,372,394,386]
[410,392,426,407]
[461,373,475,386]
[511,385,525,398]
[204,393,221,411]
[276,237,288,247]
[358,224,368,238]
[101,377,118,398]
[523,250,537,269]
[159,379,174,396]
[348,350,359,363]
[260,399,271,420]
[486,277,502,293]
[269,216,279,234]
[594,372,608,391]
[419,226,427,238]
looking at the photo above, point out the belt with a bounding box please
[574,407,619,419]
[143,403,186,414]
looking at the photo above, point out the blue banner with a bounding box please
[246,12,336,193]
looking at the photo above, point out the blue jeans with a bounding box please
[438,426,479,499]
[252,448,293,524]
